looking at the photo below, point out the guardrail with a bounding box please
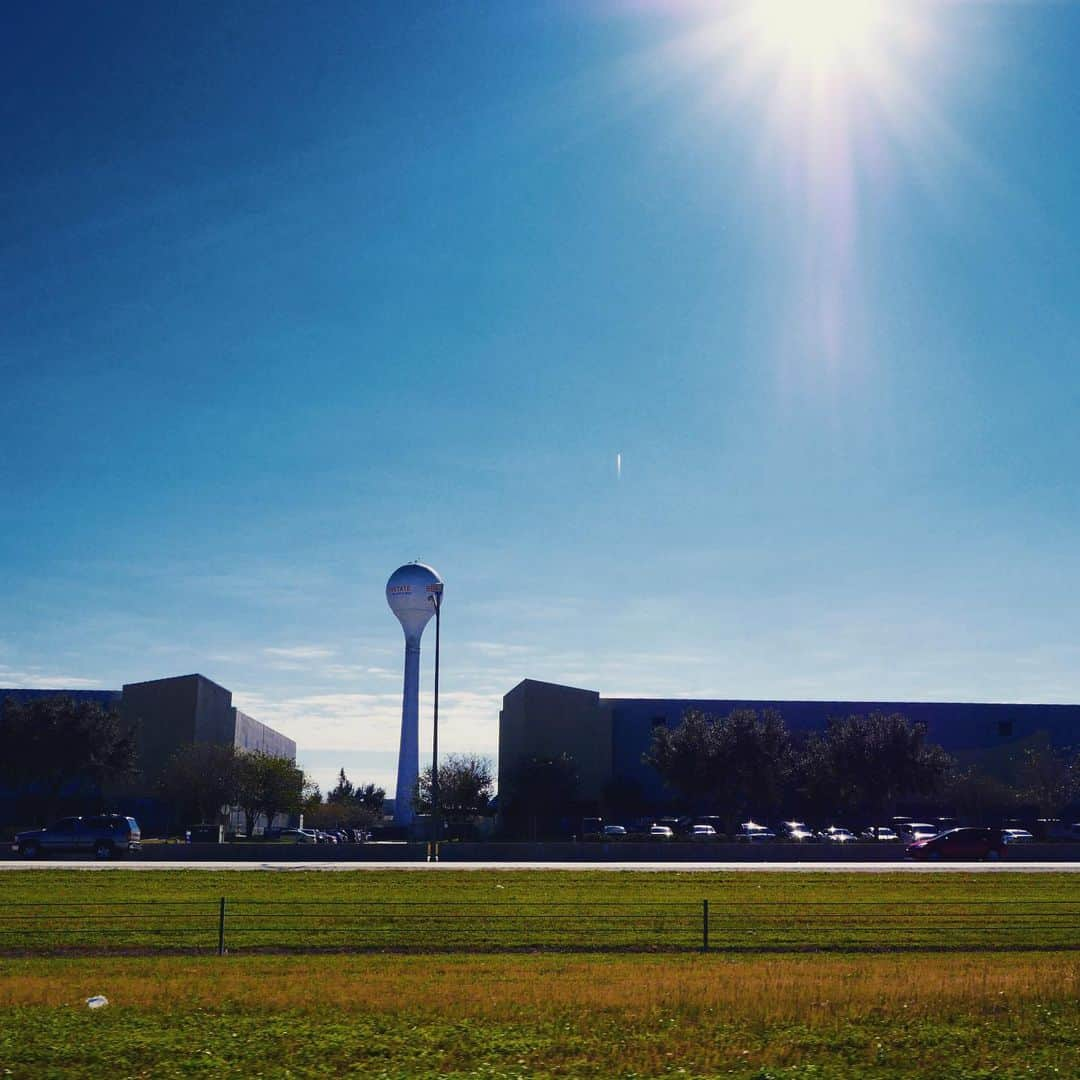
[1,897,1077,955]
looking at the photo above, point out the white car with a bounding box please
[1002,828,1034,844]
[689,824,717,839]
[278,828,318,844]
[861,827,900,842]
[821,827,857,843]
[901,823,939,842]
[735,822,776,842]
[649,825,675,839]
[602,824,627,837]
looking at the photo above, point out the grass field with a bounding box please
[1,868,1078,954]
[1,870,1077,1077]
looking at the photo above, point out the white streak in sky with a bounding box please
[616,452,622,480]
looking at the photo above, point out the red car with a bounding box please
[906,827,1006,861]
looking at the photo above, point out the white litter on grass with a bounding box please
[86,995,109,1009]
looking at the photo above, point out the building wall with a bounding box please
[2,674,296,831]
[191,675,237,748]
[233,708,297,760]
[498,680,612,805]
[123,674,297,782]
[122,674,204,785]
[611,698,1080,755]
[499,680,1080,809]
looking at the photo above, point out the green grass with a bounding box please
[0,869,1077,954]
[1,872,1077,1077]
[1,951,1078,1078]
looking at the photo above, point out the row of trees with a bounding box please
[646,708,1080,827]
[498,711,1080,838]
[304,755,497,832]
[301,769,387,831]
[644,709,952,830]
[0,694,492,834]
[158,743,305,835]
[5,694,1075,836]
[0,697,137,821]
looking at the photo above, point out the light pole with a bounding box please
[429,584,443,860]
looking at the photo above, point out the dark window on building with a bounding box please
[997,720,1013,738]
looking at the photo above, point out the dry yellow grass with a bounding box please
[2,951,1077,1022]
[3,953,1078,1077]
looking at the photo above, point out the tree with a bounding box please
[815,712,952,827]
[644,708,794,829]
[159,743,240,825]
[643,710,719,808]
[327,768,355,804]
[235,752,306,836]
[713,708,793,826]
[413,754,495,820]
[0,695,138,820]
[355,783,386,815]
[790,731,840,823]
[943,766,1021,823]
[1017,746,1080,816]
[296,776,386,832]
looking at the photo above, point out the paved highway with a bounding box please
[3,860,1079,871]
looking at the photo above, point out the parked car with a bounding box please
[861,827,900,842]
[602,824,628,837]
[1034,819,1080,841]
[907,827,1006,861]
[689,824,717,839]
[1002,828,1034,844]
[649,825,675,840]
[278,828,318,844]
[900,823,939,842]
[13,815,141,859]
[778,821,815,842]
[819,826,857,843]
[735,822,776,842]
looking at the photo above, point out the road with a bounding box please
[3,860,1079,871]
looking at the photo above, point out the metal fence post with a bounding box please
[702,899,709,952]
[218,896,226,956]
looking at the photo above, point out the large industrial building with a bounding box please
[498,679,1080,810]
[0,673,296,830]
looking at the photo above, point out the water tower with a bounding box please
[386,562,443,827]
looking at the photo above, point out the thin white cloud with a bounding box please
[0,667,106,690]
[264,645,338,661]
[231,687,501,757]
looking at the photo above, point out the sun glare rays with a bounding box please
[613,1,972,379]
[745,0,892,75]
[728,1,936,374]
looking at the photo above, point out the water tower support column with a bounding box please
[394,634,421,827]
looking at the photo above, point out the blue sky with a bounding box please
[4,2,1080,794]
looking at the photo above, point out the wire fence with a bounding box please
[0,897,1077,955]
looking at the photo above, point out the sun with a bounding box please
[617,1,952,369]
[744,0,889,74]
